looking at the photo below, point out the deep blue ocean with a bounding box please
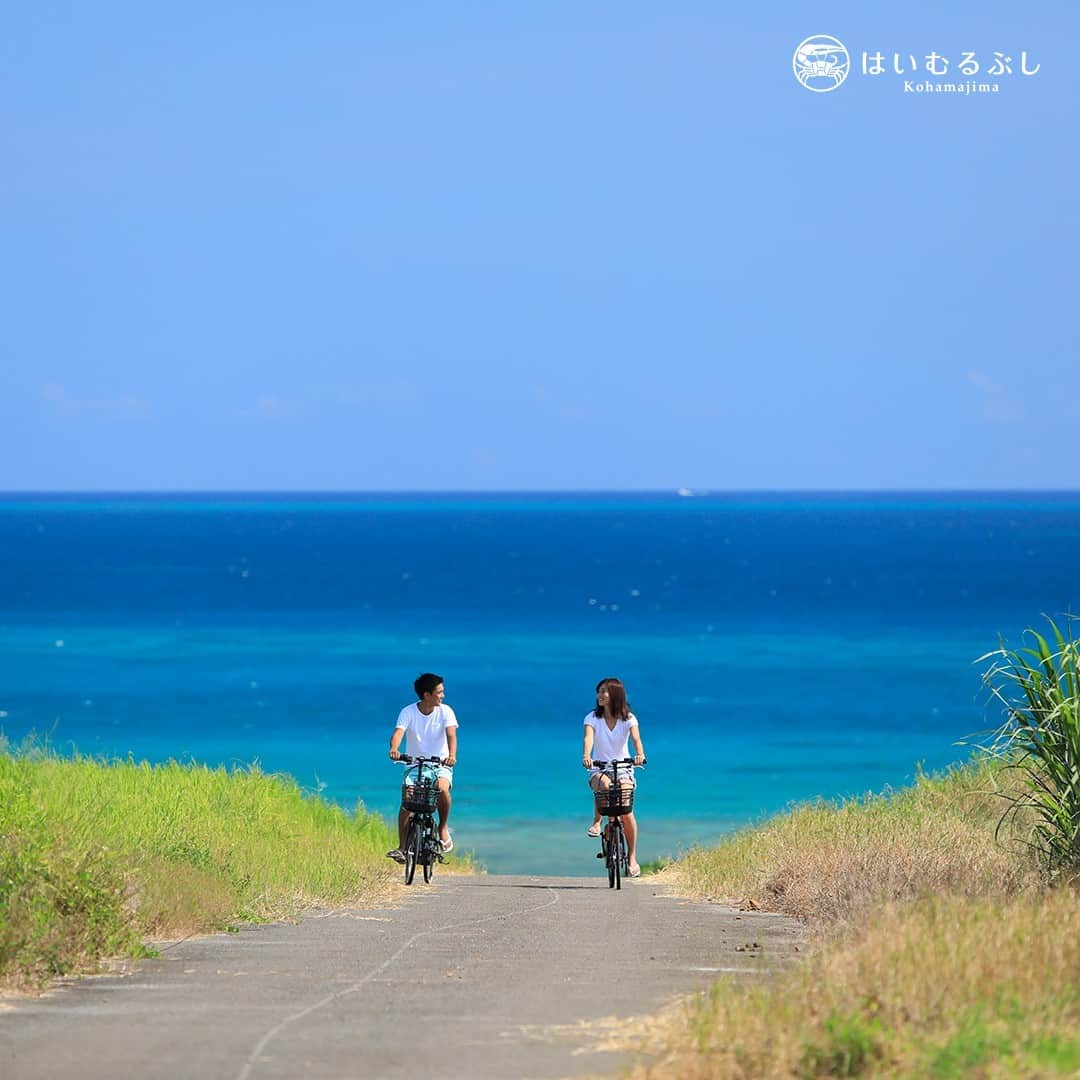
[1,493,1077,874]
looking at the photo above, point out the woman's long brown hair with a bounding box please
[593,677,630,721]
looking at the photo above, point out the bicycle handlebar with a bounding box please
[394,755,447,766]
[589,757,647,768]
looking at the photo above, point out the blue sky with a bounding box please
[2,3,1075,490]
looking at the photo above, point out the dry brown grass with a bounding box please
[660,757,1040,927]
[622,889,1080,1079]
[603,758,1080,1078]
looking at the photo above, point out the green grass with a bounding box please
[639,856,674,876]
[981,617,1080,878]
[920,1008,1080,1079]
[0,744,405,989]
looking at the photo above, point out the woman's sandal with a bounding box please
[586,823,602,838]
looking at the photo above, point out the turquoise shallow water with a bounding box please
[1,492,1077,873]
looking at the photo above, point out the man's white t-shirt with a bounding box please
[396,702,458,759]
[584,712,638,773]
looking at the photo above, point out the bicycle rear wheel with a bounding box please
[404,819,421,885]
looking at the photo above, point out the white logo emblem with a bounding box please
[793,35,850,92]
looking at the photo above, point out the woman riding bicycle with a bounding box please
[581,677,646,877]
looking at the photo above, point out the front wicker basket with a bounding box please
[401,782,438,814]
[594,785,634,816]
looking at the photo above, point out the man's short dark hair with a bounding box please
[414,672,444,699]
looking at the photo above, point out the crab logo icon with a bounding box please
[793,35,850,92]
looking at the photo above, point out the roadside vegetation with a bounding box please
[669,756,1038,925]
[632,620,1080,1078]
[980,618,1080,878]
[0,744,410,991]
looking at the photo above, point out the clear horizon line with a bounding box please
[2,488,1080,497]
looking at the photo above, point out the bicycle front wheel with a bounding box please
[404,819,421,885]
[606,825,617,888]
[616,827,628,891]
[423,824,435,883]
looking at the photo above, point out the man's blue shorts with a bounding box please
[403,763,453,788]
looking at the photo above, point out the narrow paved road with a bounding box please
[1,875,803,1079]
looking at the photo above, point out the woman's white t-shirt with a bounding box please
[584,711,638,774]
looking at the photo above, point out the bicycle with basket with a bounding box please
[395,754,447,884]
[589,757,644,890]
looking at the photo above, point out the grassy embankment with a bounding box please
[628,755,1080,1078]
[0,746,457,991]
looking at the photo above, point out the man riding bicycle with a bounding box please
[387,673,458,862]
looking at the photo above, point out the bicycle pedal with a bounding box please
[596,852,605,859]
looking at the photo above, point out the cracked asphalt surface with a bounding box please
[0,875,804,1079]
